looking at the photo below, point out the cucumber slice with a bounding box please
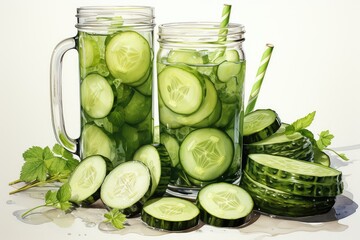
[197,182,253,227]
[141,197,200,231]
[124,90,151,125]
[80,74,114,119]
[160,133,180,167]
[159,77,218,127]
[247,154,342,184]
[106,31,151,83]
[192,99,222,128]
[243,109,281,144]
[245,163,343,197]
[79,33,100,68]
[135,72,152,96]
[81,124,116,162]
[244,124,314,161]
[179,128,234,181]
[133,144,171,198]
[217,61,241,83]
[240,171,336,217]
[68,155,107,202]
[167,49,205,65]
[158,66,204,115]
[100,161,151,209]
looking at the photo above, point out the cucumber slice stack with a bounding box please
[241,109,343,217]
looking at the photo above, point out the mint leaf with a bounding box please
[56,183,71,203]
[20,146,56,182]
[285,111,316,135]
[316,130,334,150]
[104,209,127,230]
[45,190,58,205]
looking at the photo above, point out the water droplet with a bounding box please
[85,222,97,228]
[6,200,15,205]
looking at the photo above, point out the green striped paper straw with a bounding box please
[218,4,232,42]
[245,44,274,115]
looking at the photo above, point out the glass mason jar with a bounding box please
[157,22,246,196]
[50,6,155,166]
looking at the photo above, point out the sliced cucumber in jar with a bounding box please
[80,74,114,119]
[79,33,101,68]
[217,61,242,83]
[68,155,107,202]
[100,160,151,210]
[167,49,205,65]
[124,90,152,125]
[197,182,253,227]
[81,124,116,162]
[141,197,200,231]
[158,66,204,115]
[179,128,234,182]
[106,31,151,83]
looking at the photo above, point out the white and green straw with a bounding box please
[218,4,232,42]
[245,44,274,115]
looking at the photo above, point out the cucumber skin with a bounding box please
[197,202,252,227]
[243,110,281,144]
[240,172,336,217]
[151,144,172,198]
[247,154,342,184]
[141,197,200,231]
[245,164,343,197]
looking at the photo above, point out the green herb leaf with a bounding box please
[56,183,71,202]
[316,130,334,150]
[104,208,127,230]
[285,111,316,135]
[45,190,58,205]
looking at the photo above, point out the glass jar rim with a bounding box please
[76,6,155,32]
[158,22,245,45]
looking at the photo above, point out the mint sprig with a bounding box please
[21,183,73,218]
[9,144,79,194]
[103,208,127,229]
[285,111,348,161]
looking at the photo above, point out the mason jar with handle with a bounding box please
[157,22,246,196]
[50,6,155,166]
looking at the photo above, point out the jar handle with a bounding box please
[50,37,78,153]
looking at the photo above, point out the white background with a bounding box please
[1,0,360,239]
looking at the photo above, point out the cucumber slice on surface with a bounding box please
[158,66,204,115]
[106,31,151,83]
[179,128,234,181]
[133,144,171,198]
[100,160,151,209]
[247,154,342,184]
[197,182,253,227]
[240,171,336,217]
[141,197,200,231]
[68,155,107,202]
[243,109,281,144]
[80,74,114,119]
[81,124,116,162]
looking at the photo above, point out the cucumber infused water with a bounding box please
[157,23,246,194]
[51,7,155,165]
